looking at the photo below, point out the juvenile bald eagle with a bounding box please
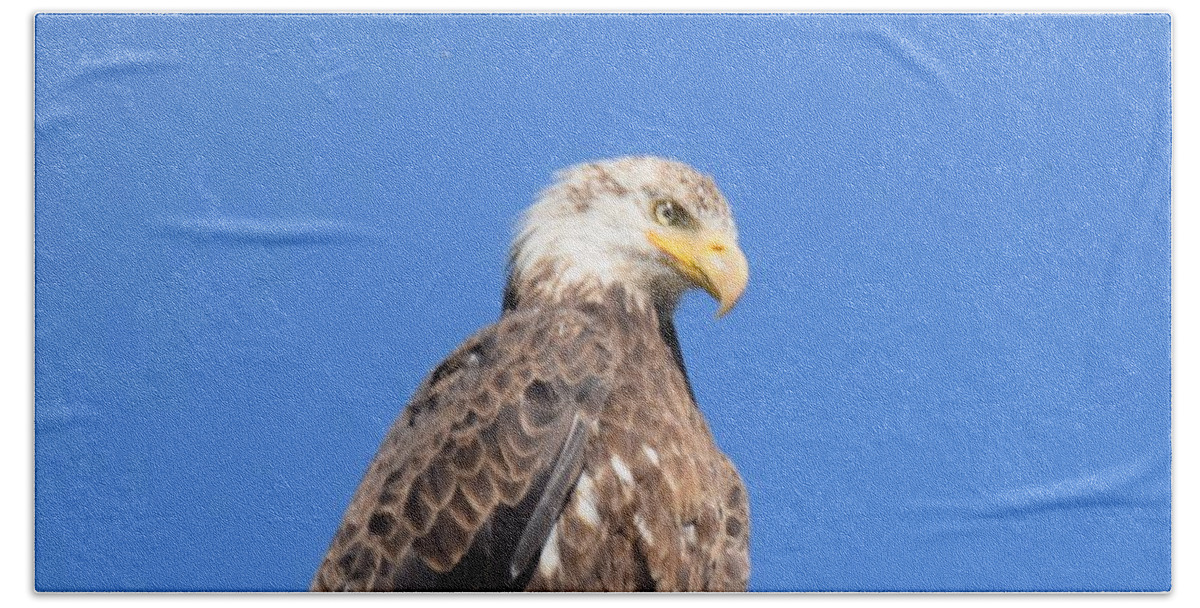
[312,157,751,591]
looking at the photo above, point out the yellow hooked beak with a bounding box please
[647,229,749,318]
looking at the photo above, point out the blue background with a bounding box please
[34,14,1171,592]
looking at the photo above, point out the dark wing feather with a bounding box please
[508,412,589,580]
[311,308,615,591]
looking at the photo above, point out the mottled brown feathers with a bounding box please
[547,158,732,227]
[312,287,749,592]
[312,304,615,591]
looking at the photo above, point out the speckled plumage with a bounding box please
[312,157,749,592]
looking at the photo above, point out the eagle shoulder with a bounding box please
[311,306,618,591]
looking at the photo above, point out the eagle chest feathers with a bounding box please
[312,157,751,592]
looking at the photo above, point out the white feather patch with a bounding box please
[573,473,600,527]
[641,444,660,466]
[634,513,654,546]
[537,524,561,576]
[610,455,634,485]
[683,523,698,546]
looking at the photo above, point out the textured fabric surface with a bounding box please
[34,13,1170,591]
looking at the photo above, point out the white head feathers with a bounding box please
[508,156,739,312]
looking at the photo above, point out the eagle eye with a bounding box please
[653,199,689,228]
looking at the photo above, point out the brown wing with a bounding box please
[311,307,616,591]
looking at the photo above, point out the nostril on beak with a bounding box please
[709,242,727,253]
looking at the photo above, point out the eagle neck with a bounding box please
[500,272,699,407]
[501,262,657,317]
[653,297,698,405]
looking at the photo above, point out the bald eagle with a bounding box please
[312,157,751,591]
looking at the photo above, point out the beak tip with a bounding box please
[713,296,739,319]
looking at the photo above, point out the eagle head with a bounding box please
[511,156,749,317]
